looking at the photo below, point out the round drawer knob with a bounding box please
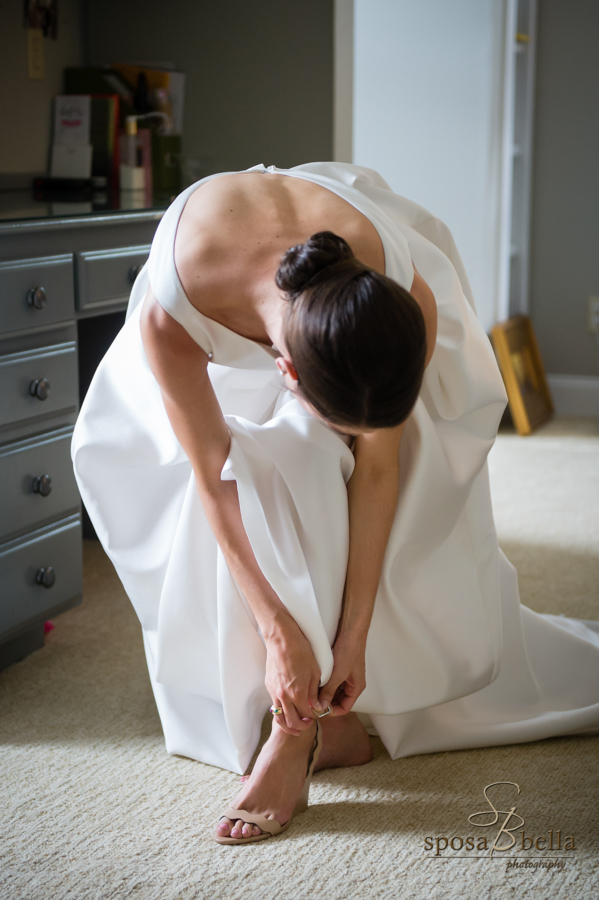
[27,287,47,310]
[32,474,53,497]
[29,378,50,400]
[36,567,56,589]
[128,265,143,284]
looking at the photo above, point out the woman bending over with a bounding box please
[139,171,435,842]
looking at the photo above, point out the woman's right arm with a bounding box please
[140,289,322,733]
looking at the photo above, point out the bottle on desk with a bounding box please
[119,116,145,191]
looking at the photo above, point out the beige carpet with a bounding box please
[1,417,598,900]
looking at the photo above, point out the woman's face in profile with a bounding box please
[275,354,375,438]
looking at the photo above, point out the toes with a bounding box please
[217,817,233,836]
[230,819,243,838]
[232,819,263,839]
[218,815,262,840]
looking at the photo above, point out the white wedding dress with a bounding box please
[72,162,599,774]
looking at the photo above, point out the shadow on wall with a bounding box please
[83,0,334,175]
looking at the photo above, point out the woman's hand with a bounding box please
[317,631,367,716]
[264,619,323,736]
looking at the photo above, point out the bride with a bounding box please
[72,162,599,846]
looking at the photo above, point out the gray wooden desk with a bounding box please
[0,208,163,668]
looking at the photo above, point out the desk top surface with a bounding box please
[0,189,171,232]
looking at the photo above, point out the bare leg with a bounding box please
[238,711,372,784]
[314,712,373,771]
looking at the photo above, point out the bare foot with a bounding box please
[314,712,372,771]
[216,719,318,841]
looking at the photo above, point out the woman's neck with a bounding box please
[259,287,288,354]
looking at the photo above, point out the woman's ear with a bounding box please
[276,357,299,385]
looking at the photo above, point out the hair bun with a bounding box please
[275,231,354,299]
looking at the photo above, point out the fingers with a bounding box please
[264,637,323,729]
[295,688,317,723]
[271,686,316,733]
[320,676,366,717]
[270,695,301,735]
[291,678,323,724]
[308,679,324,715]
[317,689,334,711]
[330,693,354,716]
[317,676,341,713]
[281,697,304,734]
[270,697,298,736]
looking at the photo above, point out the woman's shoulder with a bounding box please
[173,176,264,310]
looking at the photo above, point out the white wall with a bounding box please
[352,0,506,332]
[529,0,599,380]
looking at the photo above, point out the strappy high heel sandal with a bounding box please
[215,718,323,845]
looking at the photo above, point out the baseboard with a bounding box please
[547,374,599,417]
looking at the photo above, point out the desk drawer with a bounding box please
[76,245,150,310]
[0,516,82,639]
[0,255,74,333]
[0,428,80,542]
[0,342,78,430]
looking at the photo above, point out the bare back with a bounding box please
[173,172,387,344]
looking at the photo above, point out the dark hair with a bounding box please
[275,231,427,429]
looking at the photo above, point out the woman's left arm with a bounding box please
[317,423,404,714]
[317,263,437,715]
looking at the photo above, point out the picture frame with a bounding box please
[491,315,554,436]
